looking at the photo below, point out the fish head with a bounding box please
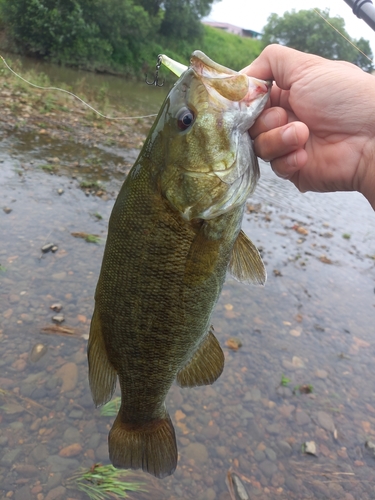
[148,51,271,221]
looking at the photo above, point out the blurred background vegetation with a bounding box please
[0,0,261,76]
[0,1,372,77]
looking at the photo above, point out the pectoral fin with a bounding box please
[177,327,224,387]
[229,230,266,285]
[87,307,117,406]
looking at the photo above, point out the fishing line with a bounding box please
[0,55,158,121]
[313,9,373,62]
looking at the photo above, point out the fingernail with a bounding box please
[285,153,297,169]
[281,125,297,146]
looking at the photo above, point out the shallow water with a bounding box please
[1,115,375,499]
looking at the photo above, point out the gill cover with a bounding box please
[155,51,271,221]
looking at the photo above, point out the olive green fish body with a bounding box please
[88,51,271,478]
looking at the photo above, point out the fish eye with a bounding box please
[177,108,195,131]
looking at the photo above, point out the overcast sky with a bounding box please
[204,0,375,57]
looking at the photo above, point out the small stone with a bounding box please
[277,440,292,456]
[46,455,79,472]
[59,443,82,457]
[1,448,21,466]
[265,448,277,461]
[30,444,49,463]
[292,356,305,368]
[317,411,335,432]
[55,362,78,392]
[184,443,209,465]
[295,409,311,426]
[68,410,83,419]
[52,272,67,280]
[254,450,266,462]
[57,189,64,195]
[50,303,62,312]
[15,485,31,500]
[3,207,12,214]
[96,442,109,461]
[63,427,81,444]
[11,358,27,371]
[52,314,64,323]
[45,486,66,500]
[51,246,58,252]
[42,243,55,253]
[315,369,328,379]
[29,343,48,363]
[259,460,277,478]
[304,441,317,456]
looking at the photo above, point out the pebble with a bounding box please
[259,459,278,478]
[1,448,21,466]
[45,486,66,500]
[277,440,292,456]
[63,427,81,444]
[15,486,31,500]
[184,443,209,465]
[52,272,67,280]
[295,409,311,426]
[42,243,55,253]
[52,314,64,323]
[317,411,335,432]
[29,343,48,362]
[55,362,78,392]
[58,443,82,457]
[45,473,62,491]
[96,442,109,461]
[304,441,317,456]
[30,444,49,463]
[46,455,79,472]
[265,447,277,461]
[3,206,12,214]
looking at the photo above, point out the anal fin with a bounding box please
[177,327,224,387]
[229,229,266,285]
[109,411,177,479]
[87,307,117,406]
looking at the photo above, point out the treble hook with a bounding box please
[145,55,164,87]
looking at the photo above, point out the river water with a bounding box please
[1,59,375,500]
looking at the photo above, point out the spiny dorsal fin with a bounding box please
[229,230,266,285]
[177,327,224,387]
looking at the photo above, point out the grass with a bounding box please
[66,463,145,500]
[80,180,104,191]
[85,234,101,244]
[38,164,56,172]
[0,265,6,272]
[280,374,291,387]
[100,397,121,417]
[93,212,103,220]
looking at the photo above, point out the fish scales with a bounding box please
[88,50,271,478]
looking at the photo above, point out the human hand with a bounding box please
[241,44,375,209]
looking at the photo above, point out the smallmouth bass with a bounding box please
[88,51,271,478]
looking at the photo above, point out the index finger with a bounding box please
[241,44,321,91]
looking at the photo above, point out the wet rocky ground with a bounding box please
[1,61,375,499]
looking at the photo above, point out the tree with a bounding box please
[262,9,373,72]
[159,0,216,39]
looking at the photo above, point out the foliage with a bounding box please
[280,374,291,387]
[66,463,145,500]
[0,0,263,76]
[262,9,373,72]
[100,396,121,417]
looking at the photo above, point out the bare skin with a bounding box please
[241,44,375,210]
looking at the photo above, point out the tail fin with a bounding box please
[109,412,177,479]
